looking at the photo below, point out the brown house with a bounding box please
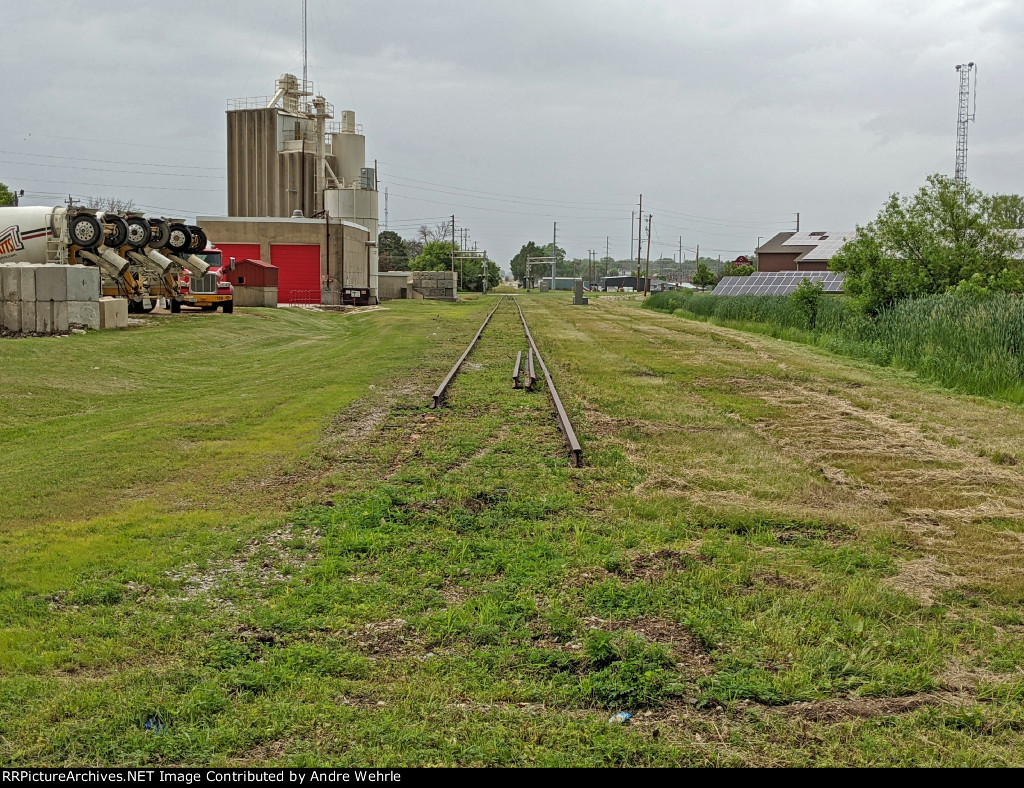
[756,231,855,272]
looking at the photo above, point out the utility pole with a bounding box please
[644,214,653,296]
[552,222,558,291]
[678,236,683,284]
[636,195,643,284]
[451,214,456,276]
[630,212,634,278]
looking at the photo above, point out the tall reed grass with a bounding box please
[644,290,1024,404]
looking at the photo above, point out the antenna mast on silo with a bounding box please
[954,62,976,185]
[302,0,308,87]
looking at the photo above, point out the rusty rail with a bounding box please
[427,296,583,467]
[430,297,507,409]
[515,299,583,467]
[512,351,523,389]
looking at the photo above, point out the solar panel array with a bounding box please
[711,271,846,296]
[781,231,855,261]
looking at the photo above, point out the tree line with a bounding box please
[378,222,500,292]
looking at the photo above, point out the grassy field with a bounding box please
[2,295,1023,766]
[645,290,1024,404]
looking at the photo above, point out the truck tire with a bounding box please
[170,299,182,314]
[148,219,170,249]
[167,224,193,254]
[187,226,207,254]
[222,301,234,314]
[104,215,129,249]
[69,213,103,249]
[125,217,152,249]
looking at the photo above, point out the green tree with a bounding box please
[791,278,825,329]
[510,241,566,282]
[510,241,546,281]
[692,263,717,291]
[460,257,501,292]
[410,240,456,272]
[0,182,16,207]
[991,193,1024,229]
[378,230,409,272]
[831,174,1024,313]
[721,263,755,277]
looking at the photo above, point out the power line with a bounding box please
[0,149,223,172]
[0,159,226,180]
[0,129,221,155]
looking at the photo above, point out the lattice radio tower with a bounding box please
[954,62,976,185]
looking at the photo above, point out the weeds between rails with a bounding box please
[430,296,583,467]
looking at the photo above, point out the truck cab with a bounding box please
[181,248,235,313]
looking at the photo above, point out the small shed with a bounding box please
[224,259,279,308]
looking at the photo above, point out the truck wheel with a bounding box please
[167,224,193,254]
[125,217,151,249]
[149,219,170,249]
[69,213,102,249]
[170,300,182,314]
[223,301,234,314]
[187,226,207,254]
[104,216,129,249]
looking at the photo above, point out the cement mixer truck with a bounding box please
[0,205,214,313]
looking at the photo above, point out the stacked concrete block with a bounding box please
[99,297,128,329]
[65,266,102,330]
[1,263,103,336]
[411,270,459,302]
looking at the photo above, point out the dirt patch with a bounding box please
[780,692,970,723]
[165,526,318,606]
[345,618,425,658]
[746,570,810,592]
[627,549,708,581]
[586,616,712,675]
[885,555,963,606]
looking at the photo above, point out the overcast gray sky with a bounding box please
[2,0,1021,264]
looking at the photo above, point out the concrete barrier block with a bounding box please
[1,300,18,332]
[99,297,128,329]
[17,264,36,302]
[35,301,55,334]
[53,300,69,333]
[68,300,101,331]
[20,301,37,333]
[0,265,16,302]
[35,265,67,302]
[66,266,100,301]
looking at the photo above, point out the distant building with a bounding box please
[756,231,855,272]
[597,276,680,292]
[211,73,380,304]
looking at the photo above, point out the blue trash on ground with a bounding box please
[608,712,632,724]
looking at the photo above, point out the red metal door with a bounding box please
[214,244,262,267]
[270,244,321,304]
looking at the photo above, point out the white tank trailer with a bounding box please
[0,206,212,313]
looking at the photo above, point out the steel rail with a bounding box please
[430,296,508,409]
[514,299,583,467]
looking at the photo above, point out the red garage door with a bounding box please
[214,244,262,267]
[270,244,321,304]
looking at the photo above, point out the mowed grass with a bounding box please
[2,294,1024,766]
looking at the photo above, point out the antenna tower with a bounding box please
[954,62,976,185]
[302,0,308,87]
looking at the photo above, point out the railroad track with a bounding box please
[429,296,583,467]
